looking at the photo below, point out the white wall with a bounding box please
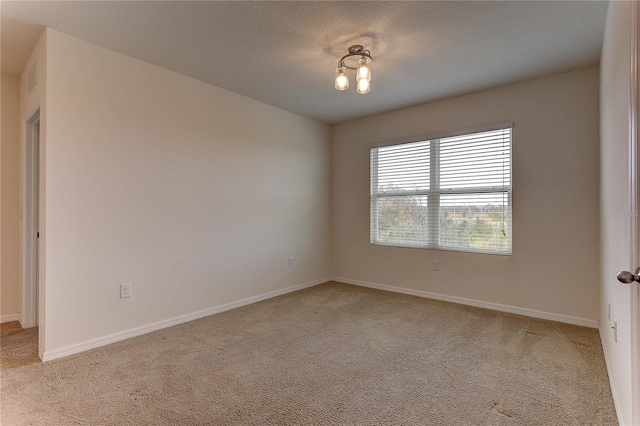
[599,1,636,424]
[332,66,600,324]
[1,73,21,322]
[41,29,331,358]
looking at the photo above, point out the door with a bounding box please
[601,1,640,424]
[22,109,39,328]
[625,3,639,422]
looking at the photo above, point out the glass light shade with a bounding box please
[335,66,349,90]
[356,78,370,94]
[356,57,372,82]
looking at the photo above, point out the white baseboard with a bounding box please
[599,323,625,426]
[43,277,330,362]
[40,276,599,362]
[1,313,21,324]
[333,277,599,329]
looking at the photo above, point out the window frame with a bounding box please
[370,122,513,255]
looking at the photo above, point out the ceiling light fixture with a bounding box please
[334,45,373,94]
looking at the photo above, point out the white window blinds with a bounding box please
[370,126,512,255]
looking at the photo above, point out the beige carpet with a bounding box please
[0,323,40,370]
[0,282,617,425]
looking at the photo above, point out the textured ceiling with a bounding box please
[1,1,608,124]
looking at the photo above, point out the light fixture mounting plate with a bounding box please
[348,45,364,55]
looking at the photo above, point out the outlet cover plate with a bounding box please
[120,283,132,299]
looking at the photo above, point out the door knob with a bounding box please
[617,267,640,284]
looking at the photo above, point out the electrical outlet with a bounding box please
[612,321,618,343]
[432,260,439,271]
[120,282,132,299]
[288,257,294,267]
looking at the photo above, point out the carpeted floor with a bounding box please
[0,282,618,425]
[1,321,23,338]
[0,322,40,370]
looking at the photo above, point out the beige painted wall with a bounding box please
[332,66,600,322]
[42,29,331,357]
[1,73,21,321]
[599,1,635,424]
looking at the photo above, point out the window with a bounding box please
[370,124,512,255]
